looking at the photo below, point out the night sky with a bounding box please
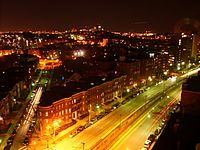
[0,0,200,32]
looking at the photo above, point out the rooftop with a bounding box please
[39,76,114,107]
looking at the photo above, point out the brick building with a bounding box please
[38,75,127,135]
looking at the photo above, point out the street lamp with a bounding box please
[0,138,2,145]
[33,141,36,150]
[46,126,50,148]
[53,120,59,137]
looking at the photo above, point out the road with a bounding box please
[9,67,199,150]
[11,87,43,150]
[108,84,182,150]
[51,77,179,150]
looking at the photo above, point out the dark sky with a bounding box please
[0,0,200,32]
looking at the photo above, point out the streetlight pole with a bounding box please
[120,114,122,126]
[88,104,91,122]
[47,139,49,148]
[82,142,85,150]
[163,82,165,97]
[33,141,36,150]
[53,121,56,144]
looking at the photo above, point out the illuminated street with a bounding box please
[10,87,43,150]
[41,77,180,150]
[109,85,181,150]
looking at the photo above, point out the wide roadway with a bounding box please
[108,84,182,150]
[53,78,179,150]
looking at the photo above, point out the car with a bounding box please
[84,122,92,128]
[77,126,85,132]
[11,129,17,137]
[30,93,35,98]
[159,121,165,128]
[7,137,14,145]
[32,119,36,125]
[26,130,33,137]
[121,100,127,105]
[148,134,156,142]
[28,126,34,132]
[90,118,97,124]
[105,109,111,114]
[154,129,160,136]
[3,144,12,150]
[14,123,20,131]
[143,140,152,149]
[23,137,29,145]
[97,114,104,120]
[69,131,78,138]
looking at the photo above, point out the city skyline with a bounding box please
[1,0,200,32]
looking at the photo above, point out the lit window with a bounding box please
[45,112,48,116]
[65,109,68,114]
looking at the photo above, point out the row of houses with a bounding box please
[38,74,139,134]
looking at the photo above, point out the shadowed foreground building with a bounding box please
[153,71,200,150]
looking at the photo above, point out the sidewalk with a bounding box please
[28,117,89,150]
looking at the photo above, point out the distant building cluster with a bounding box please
[0,25,200,135]
[0,54,38,124]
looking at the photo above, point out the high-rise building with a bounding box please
[175,33,193,69]
[192,34,200,62]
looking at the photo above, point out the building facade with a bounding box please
[38,75,127,135]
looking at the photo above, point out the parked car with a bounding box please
[23,137,29,145]
[154,129,160,136]
[14,122,21,131]
[90,118,97,124]
[3,144,12,150]
[69,131,78,138]
[148,134,156,142]
[143,140,152,149]
[11,129,17,137]
[26,130,33,137]
[77,126,85,132]
[97,113,104,120]
[7,137,14,145]
[84,122,92,129]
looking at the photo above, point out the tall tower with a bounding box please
[192,34,200,61]
[174,18,200,68]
